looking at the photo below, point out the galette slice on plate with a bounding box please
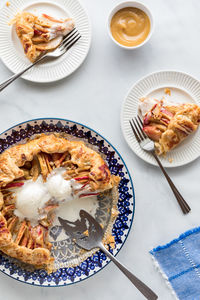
[11,12,75,62]
[139,97,200,155]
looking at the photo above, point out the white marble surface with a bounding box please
[0,0,200,299]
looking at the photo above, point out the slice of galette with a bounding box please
[139,97,200,155]
[12,12,75,62]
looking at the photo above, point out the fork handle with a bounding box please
[152,152,191,214]
[99,243,158,300]
[0,55,46,92]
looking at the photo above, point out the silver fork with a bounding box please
[0,28,81,92]
[129,116,191,214]
[59,210,158,300]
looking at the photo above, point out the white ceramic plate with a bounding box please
[0,0,91,83]
[121,71,200,167]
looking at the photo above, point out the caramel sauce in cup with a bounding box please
[110,7,151,47]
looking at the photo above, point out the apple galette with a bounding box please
[139,97,200,155]
[11,12,75,62]
[0,134,120,271]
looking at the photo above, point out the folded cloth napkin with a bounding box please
[150,227,200,300]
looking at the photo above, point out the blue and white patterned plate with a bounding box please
[0,118,135,286]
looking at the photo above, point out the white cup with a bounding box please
[107,1,154,49]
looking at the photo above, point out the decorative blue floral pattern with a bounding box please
[0,119,135,286]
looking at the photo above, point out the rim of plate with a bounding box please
[0,0,91,83]
[121,70,200,168]
[0,118,135,287]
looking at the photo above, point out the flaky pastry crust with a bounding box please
[142,100,200,155]
[0,134,120,270]
[0,134,119,189]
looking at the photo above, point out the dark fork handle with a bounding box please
[99,243,158,300]
[152,152,191,214]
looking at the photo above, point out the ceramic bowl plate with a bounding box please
[121,71,200,167]
[0,0,91,83]
[0,118,135,286]
[107,1,154,50]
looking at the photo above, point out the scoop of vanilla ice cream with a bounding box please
[139,97,179,117]
[14,176,51,224]
[48,19,75,40]
[14,168,79,225]
[46,170,73,203]
[139,98,158,116]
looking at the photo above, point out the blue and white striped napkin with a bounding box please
[150,227,200,299]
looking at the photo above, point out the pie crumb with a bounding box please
[107,235,115,244]
[83,229,89,236]
[103,234,115,249]
[6,1,10,6]
[111,207,119,218]
[110,243,115,249]
[168,158,173,163]
[164,88,171,96]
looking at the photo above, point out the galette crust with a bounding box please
[0,134,120,269]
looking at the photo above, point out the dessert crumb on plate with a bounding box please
[164,88,171,96]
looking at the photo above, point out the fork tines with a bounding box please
[129,115,148,143]
[129,116,191,215]
[60,28,81,51]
